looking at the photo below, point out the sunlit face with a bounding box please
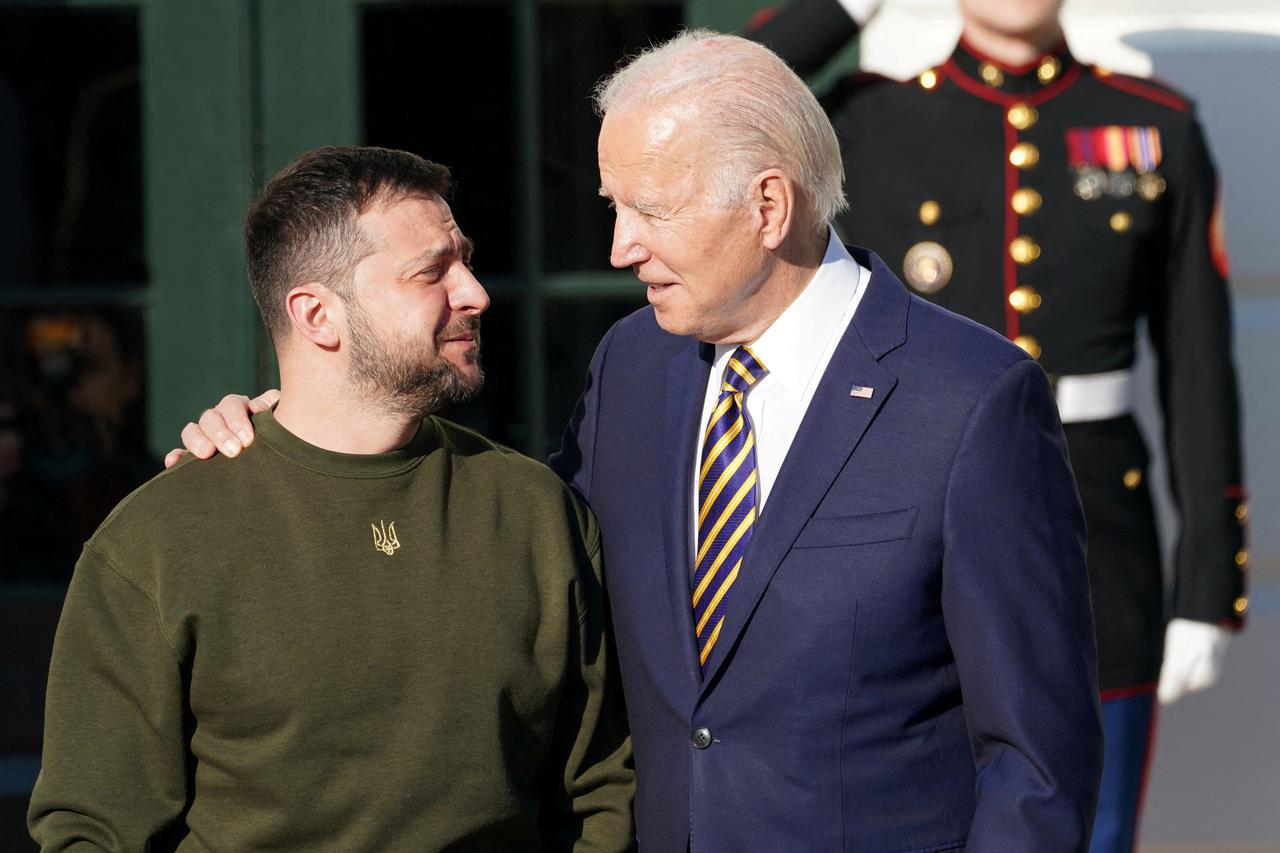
[598,101,769,344]
[344,194,489,416]
[959,0,1063,39]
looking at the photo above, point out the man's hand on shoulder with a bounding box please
[164,390,280,468]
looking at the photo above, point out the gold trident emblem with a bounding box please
[371,520,400,556]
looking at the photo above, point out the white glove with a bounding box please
[1156,618,1232,705]
[836,0,885,26]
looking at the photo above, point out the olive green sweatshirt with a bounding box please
[29,410,634,852]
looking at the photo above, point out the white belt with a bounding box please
[1055,369,1135,423]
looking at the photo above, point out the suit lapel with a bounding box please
[661,339,714,689]
[699,252,910,689]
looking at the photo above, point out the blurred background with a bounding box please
[0,0,1273,849]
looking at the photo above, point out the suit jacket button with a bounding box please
[691,727,713,749]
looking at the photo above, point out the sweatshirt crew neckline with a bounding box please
[253,407,439,478]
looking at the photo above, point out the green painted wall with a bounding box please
[141,0,260,454]
[258,0,361,177]
[140,0,360,454]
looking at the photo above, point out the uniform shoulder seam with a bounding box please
[850,70,896,86]
[827,70,900,98]
[859,70,909,90]
[1093,68,1191,112]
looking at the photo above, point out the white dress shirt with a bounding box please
[691,229,870,547]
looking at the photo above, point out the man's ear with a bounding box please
[284,284,342,350]
[753,168,797,251]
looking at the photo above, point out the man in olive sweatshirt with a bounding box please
[28,147,635,852]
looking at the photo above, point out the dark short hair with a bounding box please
[244,146,452,341]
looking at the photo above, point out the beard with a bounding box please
[345,302,484,418]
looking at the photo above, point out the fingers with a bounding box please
[1184,625,1230,695]
[175,391,273,462]
[184,407,240,455]
[199,402,249,455]
[1184,654,1221,695]
[163,448,189,469]
[181,419,220,458]
[1157,618,1232,704]
[212,394,259,449]
[247,389,281,414]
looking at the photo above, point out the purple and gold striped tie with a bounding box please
[692,346,767,672]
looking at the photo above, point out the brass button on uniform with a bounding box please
[918,69,939,90]
[1008,285,1042,314]
[980,62,1004,87]
[1007,103,1038,130]
[1009,142,1040,169]
[1233,596,1249,615]
[1013,335,1041,359]
[919,200,941,225]
[1236,502,1250,523]
[1038,56,1061,83]
[1110,211,1133,233]
[1235,549,1250,568]
[1123,468,1143,490]
[1011,187,1042,216]
[903,241,954,294]
[1009,236,1041,264]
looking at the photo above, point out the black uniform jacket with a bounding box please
[751,0,1248,692]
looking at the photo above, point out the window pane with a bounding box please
[1,307,159,586]
[0,8,143,286]
[361,2,517,277]
[540,1,684,273]
[544,296,645,444]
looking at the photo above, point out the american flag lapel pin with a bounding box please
[849,384,874,399]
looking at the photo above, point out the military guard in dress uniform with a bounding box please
[749,1,1249,850]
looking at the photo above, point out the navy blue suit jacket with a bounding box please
[550,249,1102,852]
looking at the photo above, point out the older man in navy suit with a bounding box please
[551,30,1101,852]
[176,29,1100,853]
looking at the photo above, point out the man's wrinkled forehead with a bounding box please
[358,190,449,237]
[598,98,707,178]
[354,191,473,271]
[605,94,703,138]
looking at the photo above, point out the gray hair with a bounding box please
[594,29,847,227]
